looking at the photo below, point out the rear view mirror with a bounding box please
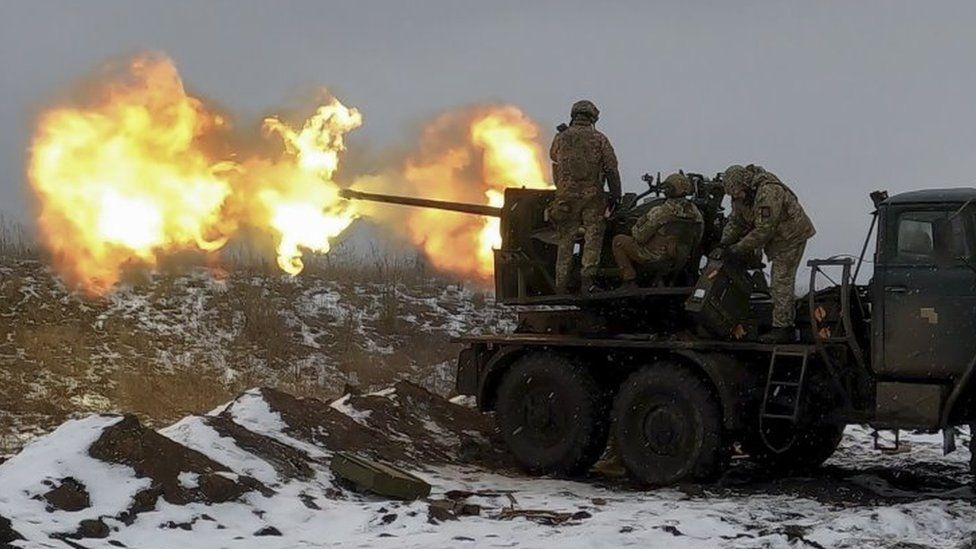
[870,190,889,209]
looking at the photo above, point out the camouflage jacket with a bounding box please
[722,171,816,258]
[549,120,620,198]
[632,198,704,254]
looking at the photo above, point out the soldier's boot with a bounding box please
[758,326,797,344]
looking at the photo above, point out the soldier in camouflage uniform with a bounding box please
[612,172,703,289]
[549,100,622,294]
[718,165,816,343]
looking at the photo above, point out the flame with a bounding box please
[28,56,233,293]
[257,100,362,274]
[471,111,550,277]
[356,105,551,281]
[28,54,360,293]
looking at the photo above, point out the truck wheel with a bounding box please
[495,353,610,476]
[612,362,724,485]
[745,421,844,473]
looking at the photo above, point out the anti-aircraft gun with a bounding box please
[340,172,728,306]
[348,179,976,490]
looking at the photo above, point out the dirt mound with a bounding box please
[342,381,508,467]
[0,515,22,547]
[89,415,270,517]
[204,414,315,481]
[246,388,412,462]
[255,382,508,468]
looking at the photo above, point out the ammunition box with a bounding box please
[685,258,755,340]
[331,452,431,500]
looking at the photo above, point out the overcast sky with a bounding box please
[2,0,976,263]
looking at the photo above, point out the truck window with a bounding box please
[896,212,937,261]
[895,209,973,263]
[947,211,972,258]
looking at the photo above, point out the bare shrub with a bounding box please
[377,284,400,332]
[228,282,294,369]
[0,214,37,259]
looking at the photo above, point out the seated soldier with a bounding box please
[612,172,704,289]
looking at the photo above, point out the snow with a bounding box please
[330,393,373,425]
[224,389,328,459]
[161,416,280,485]
[0,415,151,539]
[177,471,200,489]
[2,394,975,548]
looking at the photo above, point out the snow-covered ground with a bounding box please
[1,385,973,549]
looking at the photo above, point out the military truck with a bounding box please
[342,182,976,485]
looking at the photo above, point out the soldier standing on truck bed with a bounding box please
[611,172,704,289]
[549,100,622,294]
[716,164,816,344]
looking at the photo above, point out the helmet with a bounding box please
[662,172,693,198]
[722,164,752,196]
[570,100,599,122]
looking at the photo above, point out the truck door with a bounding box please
[878,205,976,379]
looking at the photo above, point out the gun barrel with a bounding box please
[340,189,503,217]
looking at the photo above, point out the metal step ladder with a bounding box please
[760,348,810,453]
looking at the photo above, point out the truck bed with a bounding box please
[456,332,814,354]
[498,286,695,306]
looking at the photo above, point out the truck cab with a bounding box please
[866,189,976,430]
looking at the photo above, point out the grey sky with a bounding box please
[2,0,976,264]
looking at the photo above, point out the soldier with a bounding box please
[611,172,704,289]
[549,100,622,294]
[716,164,816,343]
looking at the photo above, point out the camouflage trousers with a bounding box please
[769,241,806,328]
[611,234,668,281]
[553,194,606,292]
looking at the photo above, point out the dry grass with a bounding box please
[228,282,295,370]
[0,215,37,259]
[112,369,238,424]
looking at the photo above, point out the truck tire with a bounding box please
[612,362,724,485]
[495,353,610,476]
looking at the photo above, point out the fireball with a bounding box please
[356,105,552,281]
[28,54,362,293]
[257,99,362,274]
[28,55,233,293]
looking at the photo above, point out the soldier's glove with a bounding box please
[606,194,621,214]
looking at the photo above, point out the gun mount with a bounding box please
[340,172,727,306]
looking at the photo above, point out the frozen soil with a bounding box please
[1,384,974,549]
